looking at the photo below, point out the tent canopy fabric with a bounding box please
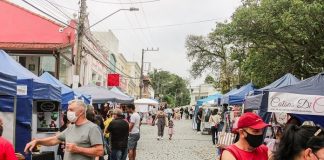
[134,98,158,105]
[222,83,255,105]
[40,72,91,110]
[110,87,132,97]
[0,72,17,96]
[196,93,222,106]
[74,84,133,104]
[271,72,324,95]
[258,73,300,91]
[245,73,300,110]
[0,50,61,101]
[261,72,324,126]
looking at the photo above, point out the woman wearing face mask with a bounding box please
[272,124,324,160]
[221,112,270,160]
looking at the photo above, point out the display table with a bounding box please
[32,151,55,160]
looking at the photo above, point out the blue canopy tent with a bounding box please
[260,72,324,127]
[222,83,255,105]
[40,72,91,110]
[196,93,222,107]
[0,72,17,146]
[110,86,134,104]
[0,50,61,158]
[244,73,300,110]
[75,84,134,104]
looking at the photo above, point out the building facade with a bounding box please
[0,0,76,85]
[190,84,218,105]
[127,62,141,98]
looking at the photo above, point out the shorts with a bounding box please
[128,133,140,150]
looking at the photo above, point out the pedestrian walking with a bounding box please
[151,106,157,126]
[221,112,270,160]
[196,108,203,133]
[209,109,221,145]
[24,99,104,160]
[180,108,184,119]
[168,119,174,140]
[189,108,193,119]
[107,109,129,160]
[272,124,324,160]
[0,118,18,160]
[155,108,168,140]
[126,104,141,160]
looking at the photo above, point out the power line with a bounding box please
[44,0,73,20]
[21,0,77,29]
[88,0,160,4]
[49,1,78,11]
[128,0,154,47]
[111,18,219,30]
[30,0,67,22]
[21,0,139,80]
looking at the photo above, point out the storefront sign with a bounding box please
[268,92,324,116]
[36,101,60,132]
[17,85,27,95]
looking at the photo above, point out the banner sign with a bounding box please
[268,92,324,116]
[107,74,120,87]
[17,85,27,95]
[36,101,60,132]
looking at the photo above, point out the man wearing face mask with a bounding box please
[221,112,270,160]
[24,100,104,160]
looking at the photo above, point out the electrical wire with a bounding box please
[111,18,219,30]
[128,0,154,47]
[21,0,139,80]
[44,0,73,20]
[31,0,68,22]
[21,0,77,29]
[88,0,160,4]
[49,1,78,11]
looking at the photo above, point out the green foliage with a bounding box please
[149,70,191,107]
[186,0,324,88]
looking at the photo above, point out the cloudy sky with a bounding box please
[11,0,242,86]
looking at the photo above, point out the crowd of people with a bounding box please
[23,99,141,160]
[194,105,324,160]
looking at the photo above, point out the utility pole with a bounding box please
[139,48,159,98]
[75,0,87,82]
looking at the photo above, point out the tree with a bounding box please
[186,23,239,93]
[186,0,324,88]
[149,70,190,107]
[229,0,324,86]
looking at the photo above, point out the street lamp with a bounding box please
[86,7,139,30]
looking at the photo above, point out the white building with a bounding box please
[190,84,218,105]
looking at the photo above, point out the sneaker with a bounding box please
[161,137,164,140]
[157,137,160,140]
[169,137,171,140]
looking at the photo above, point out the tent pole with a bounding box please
[13,96,17,149]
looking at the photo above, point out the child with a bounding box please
[168,119,174,140]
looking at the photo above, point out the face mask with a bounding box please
[243,130,264,148]
[67,111,79,123]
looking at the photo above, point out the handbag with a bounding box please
[216,113,236,148]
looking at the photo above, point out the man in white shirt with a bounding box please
[126,104,141,160]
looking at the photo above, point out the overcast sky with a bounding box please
[11,0,242,86]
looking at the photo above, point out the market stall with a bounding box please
[0,50,62,160]
[260,72,324,127]
[244,73,300,111]
[40,72,91,110]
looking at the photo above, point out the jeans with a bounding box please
[211,126,218,144]
[157,123,165,137]
[110,148,128,160]
[197,121,201,131]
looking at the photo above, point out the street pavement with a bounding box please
[135,119,217,160]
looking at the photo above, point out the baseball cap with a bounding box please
[237,112,270,129]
